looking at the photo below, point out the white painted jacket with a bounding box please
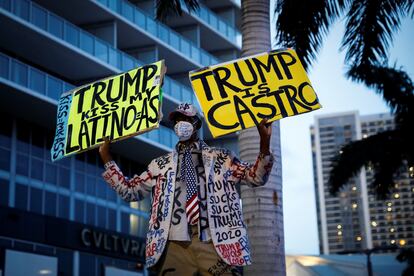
[102,141,274,267]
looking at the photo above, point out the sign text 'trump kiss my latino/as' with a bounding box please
[51,60,165,161]
[189,49,322,137]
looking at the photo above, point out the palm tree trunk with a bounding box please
[239,0,285,275]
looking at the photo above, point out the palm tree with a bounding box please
[238,2,285,274]
[156,0,285,275]
[397,247,414,276]
[156,0,413,272]
[275,0,414,198]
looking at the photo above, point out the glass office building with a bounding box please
[0,0,241,275]
[311,111,414,255]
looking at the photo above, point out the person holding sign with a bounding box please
[99,103,274,275]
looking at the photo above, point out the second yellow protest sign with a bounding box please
[189,49,321,137]
[51,60,165,161]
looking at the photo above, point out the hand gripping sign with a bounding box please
[189,49,322,137]
[51,60,166,161]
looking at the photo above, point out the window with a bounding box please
[86,176,96,196]
[15,183,28,210]
[86,203,96,226]
[31,4,47,30]
[48,14,63,38]
[97,206,106,228]
[29,68,46,94]
[58,157,71,168]
[80,32,94,55]
[16,120,30,154]
[58,195,69,219]
[121,1,134,20]
[31,126,44,158]
[75,155,85,171]
[170,80,181,102]
[46,76,63,100]
[13,0,30,20]
[79,252,96,275]
[96,179,106,199]
[58,167,70,189]
[12,61,28,86]
[75,199,85,223]
[146,17,157,34]
[108,48,118,67]
[138,215,148,237]
[16,154,29,176]
[44,191,57,217]
[0,114,12,147]
[55,248,73,275]
[30,187,43,214]
[0,54,9,80]
[121,54,134,71]
[121,212,130,234]
[108,208,116,231]
[0,148,10,170]
[65,23,79,46]
[0,179,9,206]
[30,157,44,181]
[107,187,117,202]
[134,9,146,28]
[75,173,85,193]
[45,163,58,184]
[4,250,57,276]
[94,40,108,62]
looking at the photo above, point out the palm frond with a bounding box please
[397,248,414,276]
[342,0,408,66]
[346,63,414,116]
[404,0,414,18]
[156,0,199,21]
[274,0,344,71]
[328,130,409,198]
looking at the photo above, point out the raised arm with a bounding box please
[99,139,154,202]
[230,118,274,187]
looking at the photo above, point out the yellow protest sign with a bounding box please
[51,60,165,161]
[189,49,321,137]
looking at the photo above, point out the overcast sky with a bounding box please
[271,11,414,254]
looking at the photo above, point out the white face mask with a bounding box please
[174,121,194,141]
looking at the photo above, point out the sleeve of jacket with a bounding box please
[102,160,155,202]
[229,151,274,187]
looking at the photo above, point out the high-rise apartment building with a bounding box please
[0,0,241,275]
[311,111,414,254]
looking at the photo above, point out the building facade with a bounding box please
[0,0,241,275]
[311,111,414,254]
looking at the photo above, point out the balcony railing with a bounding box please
[0,52,75,101]
[0,52,178,149]
[181,0,241,46]
[94,0,221,66]
[0,0,198,107]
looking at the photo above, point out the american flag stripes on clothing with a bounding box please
[181,146,199,225]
